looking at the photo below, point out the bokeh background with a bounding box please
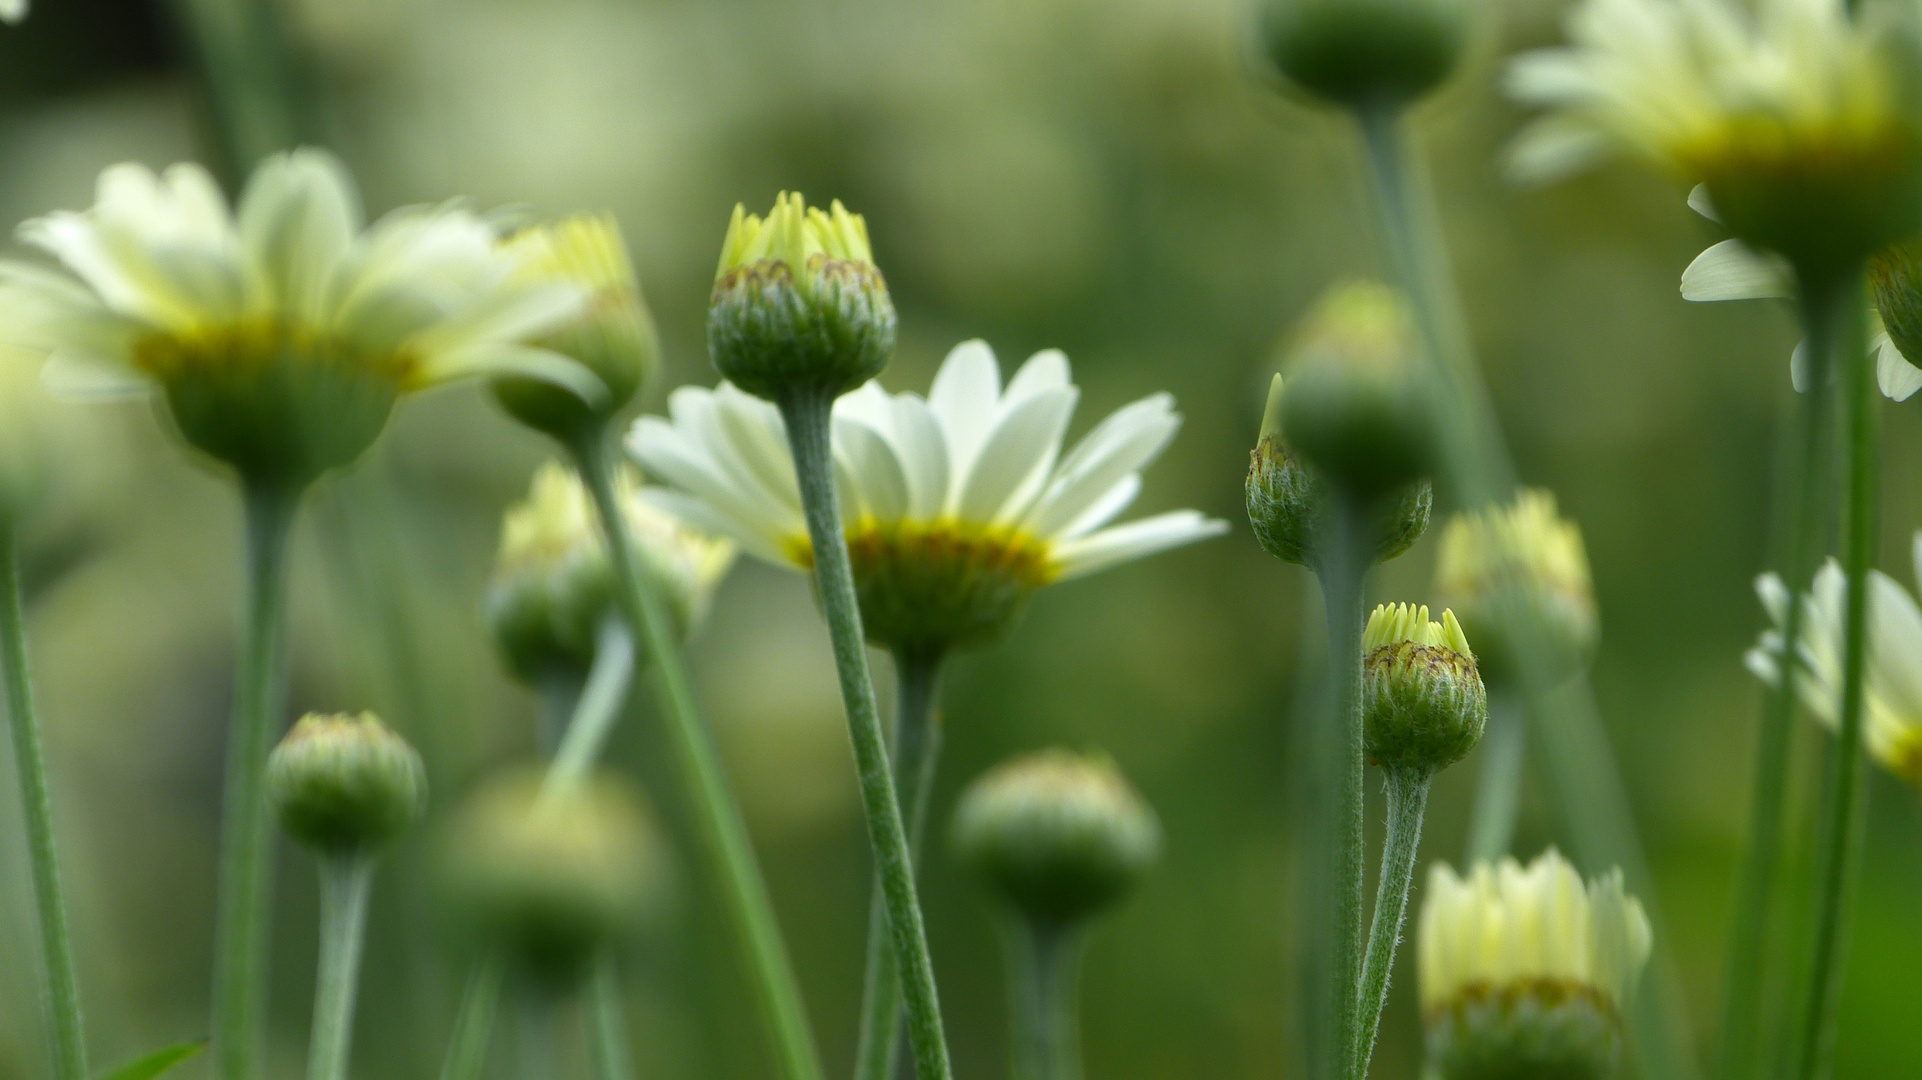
[0,0,1919,1077]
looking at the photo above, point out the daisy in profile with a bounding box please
[628,339,1227,659]
[1747,535,1922,784]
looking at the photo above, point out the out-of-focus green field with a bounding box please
[0,0,1917,1077]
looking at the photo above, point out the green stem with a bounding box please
[1794,269,1874,1080]
[439,955,504,1080]
[1314,495,1367,1080]
[1007,920,1083,1080]
[588,957,638,1080]
[1464,691,1523,863]
[1353,766,1432,1078]
[853,648,947,1080]
[545,618,637,796]
[1713,272,1843,1080]
[774,388,953,1080]
[307,856,375,1080]
[514,992,556,1080]
[571,430,823,1080]
[212,480,302,1080]
[0,525,87,1080]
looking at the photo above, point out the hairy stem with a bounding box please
[854,648,947,1080]
[1315,495,1367,1080]
[0,524,87,1080]
[776,388,953,1080]
[306,856,375,1080]
[1464,691,1524,863]
[1353,767,1432,1077]
[212,480,301,1080]
[1794,269,1874,1080]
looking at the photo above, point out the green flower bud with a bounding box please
[1872,239,1922,366]
[1248,374,1430,567]
[439,769,668,990]
[707,193,895,402]
[1434,489,1597,687]
[493,214,660,443]
[1362,603,1486,774]
[485,462,735,684]
[951,749,1160,928]
[1262,0,1469,110]
[1420,852,1652,1080]
[268,712,427,855]
[1278,281,1434,499]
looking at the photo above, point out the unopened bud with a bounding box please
[1278,282,1434,499]
[1363,603,1486,774]
[268,712,427,855]
[1434,489,1597,686]
[1262,0,1469,110]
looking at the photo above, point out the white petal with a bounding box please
[1504,116,1614,186]
[834,381,895,435]
[1874,333,1922,402]
[834,415,911,523]
[1687,184,1720,223]
[1049,511,1229,581]
[451,343,606,405]
[711,384,802,514]
[629,415,796,547]
[1680,239,1791,301]
[890,393,949,520]
[639,487,796,568]
[1027,394,1179,537]
[409,281,588,385]
[1868,570,1922,717]
[954,386,1076,524]
[928,339,1001,489]
[1003,349,1070,407]
[1790,341,1809,393]
[238,148,360,322]
[1756,571,1790,626]
[1057,474,1141,540]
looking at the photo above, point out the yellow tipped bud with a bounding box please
[1434,489,1597,685]
[268,712,427,855]
[1363,603,1485,773]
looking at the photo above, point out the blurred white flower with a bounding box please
[1747,538,1922,784]
[628,340,1227,651]
[0,0,26,24]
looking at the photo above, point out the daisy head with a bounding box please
[627,340,1228,657]
[1362,603,1486,774]
[492,213,661,443]
[1434,489,1598,685]
[0,149,598,487]
[1507,0,1922,276]
[707,193,894,404]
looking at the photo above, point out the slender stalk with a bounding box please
[439,955,505,1080]
[570,430,823,1080]
[1464,690,1524,863]
[212,480,302,1080]
[1007,920,1083,1080]
[306,856,375,1080]
[1793,270,1874,1080]
[854,648,947,1080]
[514,992,557,1080]
[1713,272,1843,1080]
[1314,495,1367,1080]
[588,957,638,1080]
[546,618,637,795]
[774,388,953,1080]
[1353,767,1432,1077]
[0,525,86,1080]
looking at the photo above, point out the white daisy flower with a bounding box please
[0,148,596,481]
[627,339,1228,652]
[1747,536,1922,784]
[1679,188,1922,401]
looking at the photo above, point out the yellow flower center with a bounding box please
[131,320,419,387]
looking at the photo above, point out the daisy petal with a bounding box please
[928,339,1001,485]
[1050,511,1229,581]
[1875,333,1922,401]
[1681,239,1790,301]
[954,386,1077,524]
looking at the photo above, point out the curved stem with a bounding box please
[307,856,375,1080]
[1008,920,1083,1080]
[1314,495,1368,1080]
[1464,691,1524,863]
[212,480,302,1080]
[1794,269,1874,1080]
[775,388,954,1080]
[571,431,823,1080]
[588,957,638,1080]
[439,955,504,1080]
[1353,767,1432,1078]
[0,526,87,1080]
[545,618,637,796]
[1714,272,1843,1080]
[853,648,946,1080]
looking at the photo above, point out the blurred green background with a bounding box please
[1,0,1920,1077]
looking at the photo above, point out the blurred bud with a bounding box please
[708,193,895,402]
[1261,0,1469,110]
[268,712,426,855]
[1434,489,1597,686]
[485,462,736,684]
[951,749,1160,928]
[1363,603,1486,773]
[440,769,668,989]
[1248,375,1430,567]
[1420,851,1652,1080]
[1872,240,1922,366]
[493,214,660,442]
[1278,281,1434,499]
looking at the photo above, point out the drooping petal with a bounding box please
[1027,394,1180,538]
[1874,333,1922,401]
[1680,239,1791,301]
[1049,510,1229,581]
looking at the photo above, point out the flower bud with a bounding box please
[1278,281,1434,499]
[1363,603,1485,774]
[707,193,895,402]
[1420,851,1652,1080]
[1434,489,1597,687]
[439,769,668,989]
[1262,0,1469,110]
[485,462,735,684]
[1248,374,1430,567]
[268,712,427,855]
[493,214,660,443]
[951,749,1160,928]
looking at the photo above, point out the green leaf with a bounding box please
[94,1041,207,1080]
